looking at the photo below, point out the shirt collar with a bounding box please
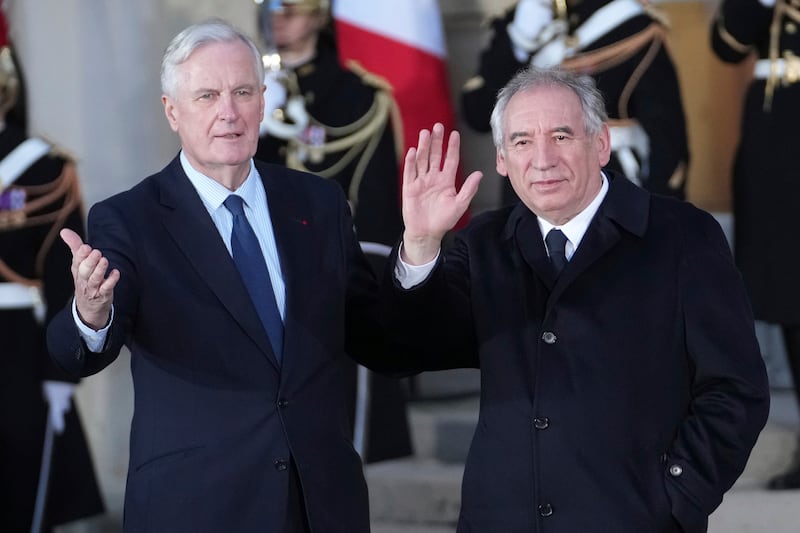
[537,171,609,248]
[179,151,260,211]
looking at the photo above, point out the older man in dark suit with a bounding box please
[382,66,769,532]
[46,18,389,533]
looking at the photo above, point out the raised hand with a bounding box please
[401,123,483,264]
[60,228,120,330]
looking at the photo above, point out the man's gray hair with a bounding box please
[161,18,264,98]
[489,66,608,150]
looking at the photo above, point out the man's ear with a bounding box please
[162,95,179,133]
[496,148,509,177]
[597,123,611,167]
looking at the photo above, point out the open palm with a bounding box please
[401,123,483,263]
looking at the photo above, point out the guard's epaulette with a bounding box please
[344,59,394,93]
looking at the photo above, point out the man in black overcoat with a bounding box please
[381,66,769,533]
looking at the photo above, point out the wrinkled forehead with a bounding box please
[505,86,585,130]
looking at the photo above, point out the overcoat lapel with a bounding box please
[156,158,280,370]
[551,174,650,300]
[509,205,557,289]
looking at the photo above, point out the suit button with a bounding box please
[538,503,554,517]
[669,464,683,477]
[533,417,550,430]
[277,399,288,408]
[541,331,557,344]
[274,459,288,471]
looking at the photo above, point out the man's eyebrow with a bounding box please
[552,125,575,135]
[508,125,576,141]
[190,87,217,95]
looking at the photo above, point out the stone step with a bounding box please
[372,394,798,528]
[407,396,478,463]
[408,397,798,479]
[735,421,797,487]
[708,488,800,533]
[371,523,456,533]
[365,458,463,526]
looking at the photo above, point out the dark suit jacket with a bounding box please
[382,173,770,533]
[47,156,384,532]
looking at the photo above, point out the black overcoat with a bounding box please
[382,173,769,533]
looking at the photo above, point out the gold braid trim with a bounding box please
[560,23,666,119]
[715,15,752,55]
[764,0,800,109]
[618,28,664,119]
[0,258,42,287]
[35,162,83,277]
[285,65,398,212]
[766,0,784,109]
[561,23,666,78]
[344,59,405,161]
[0,160,83,278]
[667,160,687,190]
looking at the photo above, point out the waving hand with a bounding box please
[401,123,483,264]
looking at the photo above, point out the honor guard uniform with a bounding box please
[254,0,413,463]
[462,0,690,204]
[712,0,800,490]
[0,28,104,531]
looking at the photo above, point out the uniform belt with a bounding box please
[0,282,46,322]
[753,57,800,84]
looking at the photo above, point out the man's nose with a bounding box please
[218,94,239,121]
[531,141,556,170]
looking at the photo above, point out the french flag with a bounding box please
[333,0,468,226]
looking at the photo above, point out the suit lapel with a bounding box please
[255,162,319,377]
[156,158,279,370]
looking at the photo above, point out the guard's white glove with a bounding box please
[758,0,775,7]
[260,69,289,136]
[508,0,555,61]
[42,381,75,435]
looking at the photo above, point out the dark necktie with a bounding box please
[545,229,568,276]
[224,195,283,362]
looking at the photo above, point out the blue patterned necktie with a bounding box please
[224,195,283,362]
[545,229,568,276]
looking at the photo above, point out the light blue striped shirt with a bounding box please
[180,152,286,319]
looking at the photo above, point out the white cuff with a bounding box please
[72,298,112,352]
[394,243,440,289]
